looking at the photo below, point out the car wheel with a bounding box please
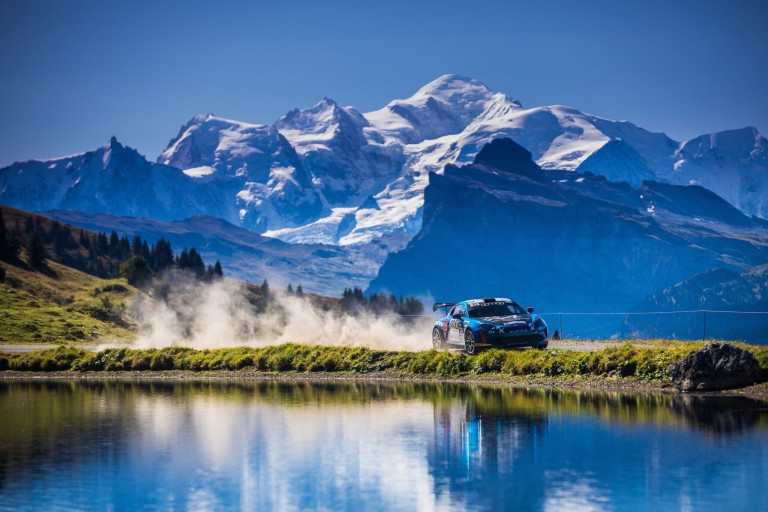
[432,328,444,350]
[464,329,477,355]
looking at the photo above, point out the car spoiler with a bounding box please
[432,302,457,312]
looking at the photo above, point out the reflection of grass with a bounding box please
[0,260,136,344]
[3,342,767,383]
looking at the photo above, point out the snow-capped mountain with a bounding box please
[158,114,322,231]
[667,127,767,218]
[0,137,222,220]
[2,74,766,248]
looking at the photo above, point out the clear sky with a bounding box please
[1,0,766,167]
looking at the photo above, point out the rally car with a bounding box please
[432,298,548,354]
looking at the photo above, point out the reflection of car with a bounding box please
[432,298,548,354]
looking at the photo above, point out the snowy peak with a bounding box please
[99,136,145,169]
[365,74,523,143]
[275,98,368,150]
[412,74,519,108]
[158,114,286,174]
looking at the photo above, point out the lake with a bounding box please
[1,379,766,511]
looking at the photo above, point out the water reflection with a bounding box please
[0,380,766,511]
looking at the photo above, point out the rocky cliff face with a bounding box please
[368,139,768,325]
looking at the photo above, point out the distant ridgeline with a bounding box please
[0,205,223,285]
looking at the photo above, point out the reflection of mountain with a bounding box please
[2,381,767,511]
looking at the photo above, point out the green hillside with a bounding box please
[0,258,136,344]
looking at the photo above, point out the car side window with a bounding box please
[454,304,466,317]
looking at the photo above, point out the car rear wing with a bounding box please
[432,302,457,313]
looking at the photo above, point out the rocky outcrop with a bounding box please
[666,342,766,391]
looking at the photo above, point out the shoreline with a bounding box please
[3,369,767,399]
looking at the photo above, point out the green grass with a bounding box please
[0,259,136,344]
[3,342,766,382]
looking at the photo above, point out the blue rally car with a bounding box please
[432,298,548,354]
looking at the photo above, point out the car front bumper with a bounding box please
[477,331,547,347]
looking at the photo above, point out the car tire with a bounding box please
[464,329,477,355]
[432,328,445,350]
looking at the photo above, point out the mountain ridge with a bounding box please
[1,74,766,247]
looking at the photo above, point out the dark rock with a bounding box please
[666,342,766,391]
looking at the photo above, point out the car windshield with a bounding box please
[468,302,524,318]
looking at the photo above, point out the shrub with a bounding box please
[150,352,174,371]
[120,256,153,287]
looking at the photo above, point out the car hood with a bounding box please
[478,315,531,326]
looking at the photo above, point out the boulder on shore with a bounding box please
[666,342,766,391]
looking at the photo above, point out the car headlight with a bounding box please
[478,323,495,330]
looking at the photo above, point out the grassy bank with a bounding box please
[3,342,767,382]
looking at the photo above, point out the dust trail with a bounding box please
[128,274,436,351]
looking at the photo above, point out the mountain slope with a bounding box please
[367,139,768,324]
[0,138,216,221]
[626,265,768,342]
[44,210,403,295]
[0,205,137,343]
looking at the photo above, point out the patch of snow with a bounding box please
[183,165,215,178]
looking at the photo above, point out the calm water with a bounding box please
[1,380,767,512]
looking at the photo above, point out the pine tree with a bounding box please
[132,235,143,256]
[27,232,47,269]
[97,232,109,252]
[296,284,304,297]
[0,209,18,261]
[213,260,223,278]
[152,239,173,272]
[0,209,8,259]
[286,283,294,294]
[260,278,270,298]
[187,248,205,277]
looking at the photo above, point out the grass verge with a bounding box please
[3,342,767,382]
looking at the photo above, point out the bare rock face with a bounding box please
[666,342,766,391]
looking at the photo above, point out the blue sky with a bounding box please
[1,0,766,167]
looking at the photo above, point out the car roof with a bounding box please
[464,298,513,307]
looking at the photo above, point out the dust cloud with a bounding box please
[129,275,435,352]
